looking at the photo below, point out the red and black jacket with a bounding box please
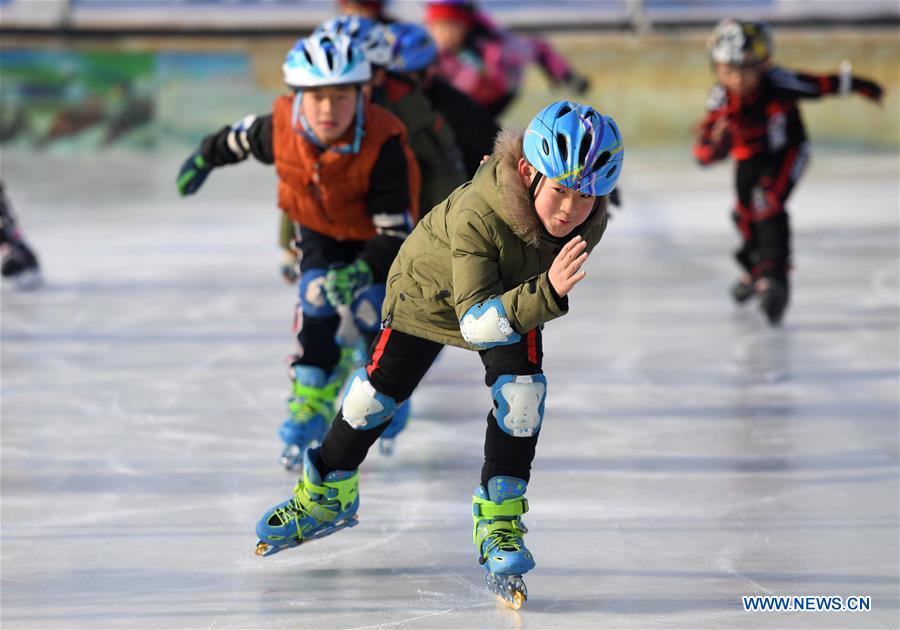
[694,65,881,164]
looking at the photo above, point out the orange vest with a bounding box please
[272,95,421,241]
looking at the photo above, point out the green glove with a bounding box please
[176,152,211,196]
[324,260,373,307]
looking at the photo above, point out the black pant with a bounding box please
[293,226,366,372]
[318,326,544,485]
[733,144,808,281]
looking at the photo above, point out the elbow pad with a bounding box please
[460,297,521,349]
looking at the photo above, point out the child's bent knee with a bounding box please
[340,368,398,430]
[491,374,547,438]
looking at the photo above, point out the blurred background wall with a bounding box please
[1,0,897,153]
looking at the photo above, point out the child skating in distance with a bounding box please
[0,182,42,290]
[695,19,883,325]
[176,33,420,468]
[424,0,589,117]
[255,100,623,609]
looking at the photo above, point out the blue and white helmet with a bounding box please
[283,32,372,90]
[387,22,438,73]
[523,100,623,197]
[315,15,393,68]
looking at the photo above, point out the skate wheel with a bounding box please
[255,542,270,557]
[496,589,525,610]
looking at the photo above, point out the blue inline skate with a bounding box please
[255,447,359,556]
[278,365,342,470]
[472,476,535,609]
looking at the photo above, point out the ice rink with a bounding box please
[2,149,898,629]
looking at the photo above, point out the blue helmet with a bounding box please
[315,15,393,68]
[282,32,371,89]
[387,22,438,73]
[523,101,623,197]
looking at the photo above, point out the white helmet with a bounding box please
[282,32,372,90]
[707,19,772,66]
[315,15,393,68]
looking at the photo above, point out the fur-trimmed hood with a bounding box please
[482,128,609,251]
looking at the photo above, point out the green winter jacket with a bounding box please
[382,129,609,350]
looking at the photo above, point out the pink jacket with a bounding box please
[436,11,574,111]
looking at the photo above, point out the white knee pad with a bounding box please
[491,374,547,437]
[341,368,397,430]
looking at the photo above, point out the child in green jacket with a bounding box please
[255,100,623,609]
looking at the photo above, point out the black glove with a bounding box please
[609,187,621,208]
[852,77,883,103]
[563,73,590,95]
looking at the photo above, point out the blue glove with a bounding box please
[324,260,372,307]
[176,152,211,196]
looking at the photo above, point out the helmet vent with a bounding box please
[606,165,617,178]
[578,133,592,168]
[541,138,550,155]
[302,46,314,65]
[555,133,568,162]
[588,151,611,175]
[557,105,572,118]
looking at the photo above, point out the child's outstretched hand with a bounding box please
[549,235,589,298]
[853,76,884,104]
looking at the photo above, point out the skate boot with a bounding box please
[255,447,359,557]
[730,275,755,304]
[1,240,41,290]
[472,476,535,610]
[378,400,411,456]
[757,277,789,326]
[278,365,342,470]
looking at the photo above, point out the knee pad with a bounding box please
[340,367,398,430]
[299,268,336,318]
[491,374,546,438]
[351,284,386,334]
[460,297,521,349]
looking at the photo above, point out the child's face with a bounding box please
[301,85,359,145]
[518,159,598,238]
[715,63,763,97]
[427,19,467,54]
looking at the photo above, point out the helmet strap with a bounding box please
[292,90,327,150]
[348,89,365,154]
[528,170,544,201]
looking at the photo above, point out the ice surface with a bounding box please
[1,149,898,629]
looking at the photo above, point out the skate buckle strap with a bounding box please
[472,495,528,519]
[289,380,340,423]
[299,476,358,513]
